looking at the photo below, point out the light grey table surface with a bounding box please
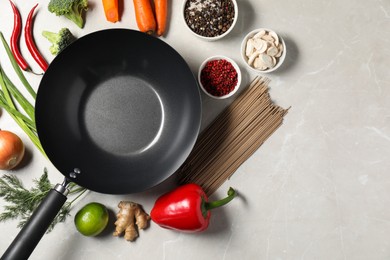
[0,0,389,259]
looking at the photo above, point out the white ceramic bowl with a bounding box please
[182,0,238,41]
[198,55,241,99]
[241,28,287,73]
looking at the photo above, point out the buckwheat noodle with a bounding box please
[176,76,289,195]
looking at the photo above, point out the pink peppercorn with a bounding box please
[200,59,238,97]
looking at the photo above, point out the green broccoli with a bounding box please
[48,0,88,29]
[42,28,76,55]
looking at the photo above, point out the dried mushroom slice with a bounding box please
[259,54,274,68]
[253,30,266,39]
[268,31,280,46]
[275,43,284,58]
[266,45,279,56]
[248,50,260,65]
[271,56,277,67]
[261,34,275,43]
[245,38,254,56]
[259,40,268,53]
[252,38,264,51]
[254,57,267,70]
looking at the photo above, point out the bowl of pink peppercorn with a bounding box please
[198,55,241,99]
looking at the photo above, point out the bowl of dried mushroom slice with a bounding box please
[241,28,286,73]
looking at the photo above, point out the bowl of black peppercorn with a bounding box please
[183,0,238,41]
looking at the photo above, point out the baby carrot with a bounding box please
[154,0,168,36]
[133,0,156,34]
[102,0,119,23]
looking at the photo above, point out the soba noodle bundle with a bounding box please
[176,77,289,195]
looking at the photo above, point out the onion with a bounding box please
[0,130,25,170]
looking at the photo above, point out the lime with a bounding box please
[74,202,109,236]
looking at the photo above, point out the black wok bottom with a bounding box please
[84,75,163,155]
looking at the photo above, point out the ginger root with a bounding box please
[113,201,150,241]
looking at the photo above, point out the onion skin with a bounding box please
[0,130,25,170]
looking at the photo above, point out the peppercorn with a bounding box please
[184,0,235,38]
[200,59,238,97]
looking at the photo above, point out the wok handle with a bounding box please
[1,183,69,260]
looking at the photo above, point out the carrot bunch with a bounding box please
[133,0,167,36]
[102,0,168,36]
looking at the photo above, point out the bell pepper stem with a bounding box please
[204,187,237,211]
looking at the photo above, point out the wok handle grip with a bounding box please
[1,184,68,260]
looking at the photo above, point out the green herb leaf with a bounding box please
[0,169,87,233]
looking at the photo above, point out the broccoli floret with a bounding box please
[42,28,76,55]
[48,0,88,29]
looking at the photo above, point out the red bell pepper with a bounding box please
[150,183,237,232]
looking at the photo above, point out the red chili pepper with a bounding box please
[24,4,48,72]
[150,183,236,232]
[9,0,31,72]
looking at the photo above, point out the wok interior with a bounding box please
[83,75,164,155]
[35,29,201,194]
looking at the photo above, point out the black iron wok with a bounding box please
[1,29,201,259]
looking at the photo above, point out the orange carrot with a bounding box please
[154,0,168,36]
[102,0,119,23]
[133,0,156,34]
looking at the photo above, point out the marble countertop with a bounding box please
[1,0,389,259]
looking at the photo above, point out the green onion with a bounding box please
[0,31,44,156]
[2,71,35,121]
[0,67,14,110]
[0,97,36,131]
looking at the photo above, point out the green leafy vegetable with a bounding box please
[42,28,76,56]
[0,169,87,232]
[48,0,89,29]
